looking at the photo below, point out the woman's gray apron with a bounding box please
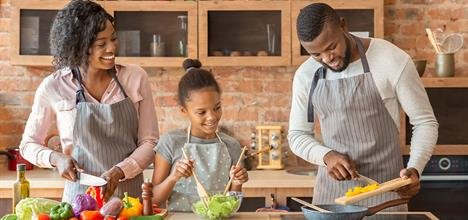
[307,36,405,211]
[169,125,231,212]
[62,68,143,203]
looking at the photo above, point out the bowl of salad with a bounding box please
[191,191,243,220]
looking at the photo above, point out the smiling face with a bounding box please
[87,20,118,72]
[301,22,352,72]
[180,88,222,139]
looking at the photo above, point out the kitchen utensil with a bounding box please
[435,53,455,77]
[246,145,273,159]
[335,177,412,205]
[78,172,107,186]
[439,33,463,54]
[425,28,442,54]
[356,174,378,185]
[292,197,331,213]
[0,147,34,171]
[413,59,427,77]
[181,148,210,207]
[301,197,409,220]
[223,146,248,195]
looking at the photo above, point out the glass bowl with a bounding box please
[191,191,243,220]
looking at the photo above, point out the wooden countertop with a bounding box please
[166,212,439,220]
[0,165,315,198]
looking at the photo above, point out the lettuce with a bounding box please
[193,194,240,220]
[15,197,60,220]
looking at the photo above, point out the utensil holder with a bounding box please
[435,53,455,77]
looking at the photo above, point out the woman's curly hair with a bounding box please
[49,0,114,70]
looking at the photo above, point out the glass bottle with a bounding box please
[175,15,188,57]
[12,164,30,213]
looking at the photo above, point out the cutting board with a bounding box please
[335,177,412,205]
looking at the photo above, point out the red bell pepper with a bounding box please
[86,186,104,209]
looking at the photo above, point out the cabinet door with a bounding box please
[242,188,276,211]
[106,1,197,67]
[291,0,384,65]
[198,1,291,66]
[10,0,69,66]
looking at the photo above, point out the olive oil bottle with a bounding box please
[12,164,30,213]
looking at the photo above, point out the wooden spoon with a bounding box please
[181,148,210,207]
[291,197,332,213]
[426,28,442,54]
[223,146,248,195]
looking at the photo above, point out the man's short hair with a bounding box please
[296,3,340,42]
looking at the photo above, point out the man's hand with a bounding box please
[50,151,83,182]
[323,151,358,181]
[395,168,420,199]
[100,166,125,202]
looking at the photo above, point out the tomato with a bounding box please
[80,210,104,220]
[36,214,50,220]
[104,217,116,220]
[68,218,79,220]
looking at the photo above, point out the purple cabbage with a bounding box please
[71,194,98,217]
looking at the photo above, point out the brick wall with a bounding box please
[0,0,466,153]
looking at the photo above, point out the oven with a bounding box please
[404,155,468,220]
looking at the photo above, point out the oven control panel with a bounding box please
[403,155,468,175]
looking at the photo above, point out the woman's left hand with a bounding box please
[230,165,248,185]
[100,166,125,201]
[395,168,420,199]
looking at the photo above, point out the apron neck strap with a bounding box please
[186,124,224,144]
[351,34,370,73]
[72,67,129,104]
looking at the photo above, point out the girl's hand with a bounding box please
[230,165,248,185]
[50,151,83,182]
[170,159,194,181]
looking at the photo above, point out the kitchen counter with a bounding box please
[0,165,315,199]
[166,211,439,220]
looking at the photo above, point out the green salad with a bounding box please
[193,194,240,220]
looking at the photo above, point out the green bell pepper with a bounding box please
[49,202,73,220]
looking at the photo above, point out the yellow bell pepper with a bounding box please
[345,183,379,197]
[118,192,143,218]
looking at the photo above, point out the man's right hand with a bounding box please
[50,151,83,182]
[323,151,358,181]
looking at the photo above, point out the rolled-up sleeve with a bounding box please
[19,77,56,168]
[116,67,159,179]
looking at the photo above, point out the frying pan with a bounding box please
[301,198,409,220]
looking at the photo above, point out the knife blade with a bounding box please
[356,174,379,185]
[78,172,107,186]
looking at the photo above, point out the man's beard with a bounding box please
[322,34,352,72]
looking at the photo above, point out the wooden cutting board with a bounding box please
[335,177,412,205]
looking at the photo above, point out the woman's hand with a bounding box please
[50,151,83,182]
[169,159,194,182]
[323,150,358,181]
[100,166,125,202]
[395,168,420,199]
[230,165,248,185]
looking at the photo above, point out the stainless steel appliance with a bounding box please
[404,155,468,220]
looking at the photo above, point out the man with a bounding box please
[288,3,438,210]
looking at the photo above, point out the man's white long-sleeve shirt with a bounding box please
[288,38,438,175]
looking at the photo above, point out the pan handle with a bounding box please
[366,198,410,216]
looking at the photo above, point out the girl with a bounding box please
[152,59,248,211]
[19,0,158,203]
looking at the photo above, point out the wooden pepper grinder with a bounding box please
[141,178,153,215]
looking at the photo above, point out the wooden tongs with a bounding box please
[181,148,210,207]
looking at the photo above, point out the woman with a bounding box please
[19,0,159,203]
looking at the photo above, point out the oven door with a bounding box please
[408,175,468,220]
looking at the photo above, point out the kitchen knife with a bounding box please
[356,174,379,185]
[78,172,107,186]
